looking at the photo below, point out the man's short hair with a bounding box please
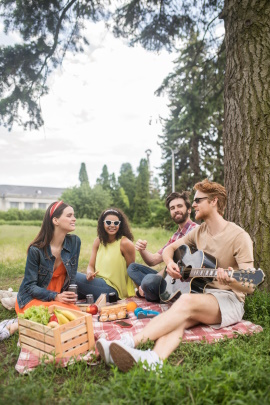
[193,178,227,216]
[165,191,192,211]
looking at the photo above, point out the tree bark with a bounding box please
[221,0,270,287]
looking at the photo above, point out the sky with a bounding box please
[0,20,177,189]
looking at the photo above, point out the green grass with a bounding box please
[0,225,270,404]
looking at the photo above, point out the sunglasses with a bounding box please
[104,220,121,226]
[193,197,208,204]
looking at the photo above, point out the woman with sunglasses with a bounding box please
[76,208,135,301]
[15,201,81,315]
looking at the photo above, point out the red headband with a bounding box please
[50,201,63,218]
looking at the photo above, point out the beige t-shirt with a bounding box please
[177,222,254,302]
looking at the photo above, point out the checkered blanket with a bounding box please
[15,297,263,374]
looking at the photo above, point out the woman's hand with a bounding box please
[86,266,99,281]
[55,291,77,304]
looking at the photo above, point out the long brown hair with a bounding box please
[97,207,134,246]
[27,201,70,252]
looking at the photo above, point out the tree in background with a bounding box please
[133,158,151,224]
[0,0,109,130]
[96,165,111,191]
[61,184,112,219]
[109,173,130,212]
[118,163,136,215]
[157,32,225,194]
[79,162,90,186]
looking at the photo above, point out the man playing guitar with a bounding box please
[99,179,256,372]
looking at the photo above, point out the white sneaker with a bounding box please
[96,333,135,365]
[109,341,163,372]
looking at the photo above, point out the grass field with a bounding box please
[1,224,270,405]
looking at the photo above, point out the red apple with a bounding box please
[49,314,58,323]
[86,304,98,315]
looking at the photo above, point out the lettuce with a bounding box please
[18,305,50,325]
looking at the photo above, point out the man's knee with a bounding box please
[172,293,195,313]
[141,274,160,291]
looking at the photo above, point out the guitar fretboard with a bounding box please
[189,268,233,277]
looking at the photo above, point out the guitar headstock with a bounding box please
[233,268,265,288]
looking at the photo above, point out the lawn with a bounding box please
[1,224,270,405]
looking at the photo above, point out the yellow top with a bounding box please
[95,237,135,299]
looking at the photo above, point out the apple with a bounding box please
[49,314,58,323]
[86,304,98,315]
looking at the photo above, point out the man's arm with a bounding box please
[135,239,163,266]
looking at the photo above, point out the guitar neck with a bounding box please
[189,268,233,278]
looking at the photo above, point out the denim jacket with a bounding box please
[17,234,81,309]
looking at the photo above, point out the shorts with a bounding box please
[205,289,245,329]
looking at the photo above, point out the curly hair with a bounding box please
[165,191,192,211]
[194,179,227,216]
[97,207,134,246]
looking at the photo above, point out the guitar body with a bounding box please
[159,245,217,303]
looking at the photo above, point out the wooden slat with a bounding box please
[18,318,53,335]
[61,333,88,352]
[58,317,84,334]
[53,327,63,357]
[64,342,90,358]
[20,343,55,361]
[19,327,55,346]
[85,314,95,350]
[61,324,87,342]
[20,335,54,355]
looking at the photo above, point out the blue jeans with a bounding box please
[127,263,163,302]
[75,272,119,302]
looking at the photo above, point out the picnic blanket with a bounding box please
[15,297,263,374]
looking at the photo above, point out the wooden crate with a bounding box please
[18,305,95,360]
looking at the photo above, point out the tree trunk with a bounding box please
[221,0,270,288]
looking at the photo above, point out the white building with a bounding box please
[0,185,66,211]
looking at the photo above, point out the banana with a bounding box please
[54,310,70,325]
[59,309,77,321]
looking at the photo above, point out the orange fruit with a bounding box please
[126,301,138,312]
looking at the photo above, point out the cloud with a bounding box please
[0,20,176,188]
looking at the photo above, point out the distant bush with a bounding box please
[0,218,98,227]
[0,220,42,226]
[75,219,97,227]
[0,209,45,221]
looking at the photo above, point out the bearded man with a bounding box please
[128,191,198,302]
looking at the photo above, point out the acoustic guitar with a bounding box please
[159,244,265,303]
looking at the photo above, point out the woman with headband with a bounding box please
[76,208,135,301]
[15,201,81,314]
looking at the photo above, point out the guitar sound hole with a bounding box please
[171,279,176,285]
